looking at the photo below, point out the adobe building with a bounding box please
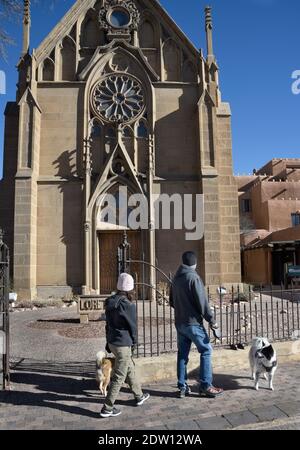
[237,159,300,285]
[0,0,241,300]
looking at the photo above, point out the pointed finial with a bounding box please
[205,6,213,31]
[24,0,30,23]
[22,0,31,56]
[205,6,214,59]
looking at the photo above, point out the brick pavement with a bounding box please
[0,359,299,430]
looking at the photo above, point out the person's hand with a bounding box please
[131,344,136,353]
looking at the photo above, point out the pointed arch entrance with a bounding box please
[96,183,144,296]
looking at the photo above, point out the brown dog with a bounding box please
[96,351,115,396]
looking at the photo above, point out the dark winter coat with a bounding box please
[170,265,216,327]
[105,293,137,347]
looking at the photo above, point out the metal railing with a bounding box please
[206,285,300,349]
[133,282,300,358]
[0,229,10,389]
[116,233,300,358]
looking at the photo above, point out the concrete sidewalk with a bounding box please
[0,360,299,430]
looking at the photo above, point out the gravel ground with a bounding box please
[10,306,105,362]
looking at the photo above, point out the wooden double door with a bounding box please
[99,231,142,295]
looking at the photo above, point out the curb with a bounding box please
[135,340,300,383]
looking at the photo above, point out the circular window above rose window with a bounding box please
[108,8,131,28]
[92,75,145,124]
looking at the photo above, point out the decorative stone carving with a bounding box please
[84,222,91,232]
[91,74,145,124]
[110,54,129,72]
[99,0,140,40]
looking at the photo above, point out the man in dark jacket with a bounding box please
[170,252,223,398]
[100,273,150,418]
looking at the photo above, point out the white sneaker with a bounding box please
[100,407,122,418]
[136,393,150,406]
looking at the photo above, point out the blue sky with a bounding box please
[0,0,299,179]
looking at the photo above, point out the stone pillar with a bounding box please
[216,104,241,285]
[197,90,222,286]
[82,138,92,295]
[148,134,156,297]
[14,178,37,299]
[13,89,41,300]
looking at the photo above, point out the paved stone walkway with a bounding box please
[0,360,299,430]
[1,307,299,430]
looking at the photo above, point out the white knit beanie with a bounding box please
[117,273,134,292]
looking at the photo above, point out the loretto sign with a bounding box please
[79,297,105,312]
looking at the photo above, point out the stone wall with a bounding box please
[36,182,83,289]
[0,103,19,278]
[155,85,199,178]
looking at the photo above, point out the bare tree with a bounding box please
[0,0,23,59]
[0,0,60,60]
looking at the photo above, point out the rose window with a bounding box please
[92,75,145,124]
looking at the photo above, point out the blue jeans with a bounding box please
[177,324,213,391]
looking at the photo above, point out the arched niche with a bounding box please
[138,14,160,75]
[61,37,76,81]
[81,15,103,48]
[139,20,156,48]
[137,120,148,138]
[163,39,181,82]
[183,60,197,83]
[104,126,117,159]
[43,58,54,81]
[136,120,149,174]
[122,126,135,166]
[90,120,103,176]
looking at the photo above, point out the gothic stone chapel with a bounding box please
[0,0,241,300]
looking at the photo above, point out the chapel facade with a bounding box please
[0,0,241,299]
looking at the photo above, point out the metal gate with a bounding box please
[117,231,175,357]
[0,229,10,389]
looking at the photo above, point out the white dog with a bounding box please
[249,337,277,391]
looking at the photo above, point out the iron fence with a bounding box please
[0,229,10,389]
[133,282,300,358]
[116,232,300,358]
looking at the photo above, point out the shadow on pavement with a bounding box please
[188,368,253,391]
[0,359,148,418]
[0,358,255,419]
